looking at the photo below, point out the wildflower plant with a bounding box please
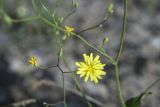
[1,0,160,107]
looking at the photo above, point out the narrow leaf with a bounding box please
[125,92,152,107]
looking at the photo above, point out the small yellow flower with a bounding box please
[76,53,106,84]
[63,26,74,40]
[65,26,74,34]
[28,56,37,67]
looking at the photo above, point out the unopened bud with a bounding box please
[108,3,114,14]
[4,15,12,25]
[103,37,109,45]
[72,1,79,9]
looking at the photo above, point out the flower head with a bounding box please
[65,26,74,34]
[28,56,37,67]
[63,26,74,40]
[76,53,106,84]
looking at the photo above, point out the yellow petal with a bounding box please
[84,72,89,82]
[93,77,98,84]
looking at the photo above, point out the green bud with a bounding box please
[108,3,114,14]
[103,37,109,45]
[4,15,12,25]
[72,0,79,9]
[17,6,26,17]
[58,17,64,23]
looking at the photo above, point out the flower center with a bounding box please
[88,65,94,73]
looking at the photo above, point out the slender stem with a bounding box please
[5,99,36,107]
[11,16,39,23]
[76,14,111,35]
[39,16,64,31]
[144,77,160,93]
[31,0,39,15]
[62,73,67,107]
[114,64,126,107]
[113,0,127,107]
[43,101,64,106]
[115,0,128,63]
[75,34,114,64]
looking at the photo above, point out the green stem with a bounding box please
[114,0,127,107]
[114,64,126,107]
[31,0,39,15]
[11,16,39,23]
[62,73,67,107]
[39,16,64,31]
[115,0,128,63]
[144,77,160,93]
[75,34,114,64]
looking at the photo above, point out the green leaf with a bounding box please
[125,92,152,107]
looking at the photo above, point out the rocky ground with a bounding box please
[0,0,160,107]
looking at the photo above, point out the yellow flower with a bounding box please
[76,53,106,84]
[63,26,74,40]
[28,56,37,67]
[65,26,74,34]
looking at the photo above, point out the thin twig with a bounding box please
[76,14,111,35]
[43,101,64,106]
[11,16,40,23]
[36,79,106,107]
[115,0,128,63]
[144,77,160,93]
[3,99,36,107]
[63,8,77,22]
[62,73,67,107]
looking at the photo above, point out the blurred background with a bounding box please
[0,0,160,107]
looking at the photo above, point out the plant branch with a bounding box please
[74,34,114,64]
[43,101,64,106]
[11,16,40,23]
[144,77,160,93]
[76,14,112,35]
[115,0,128,63]
[62,73,67,107]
